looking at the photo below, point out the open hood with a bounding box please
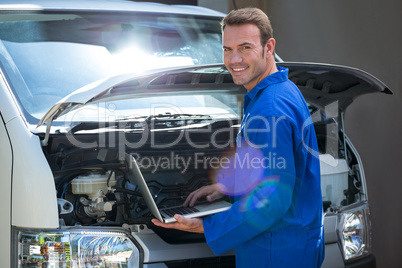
[280,62,392,112]
[37,62,392,132]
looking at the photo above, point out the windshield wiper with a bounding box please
[116,113,212,122]
[119,113,213,129]
[145,113,212,121]
[68,115,147,133]
[67,121,142,134]
[68,114,213,133]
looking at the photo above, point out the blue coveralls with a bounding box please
[203,67,325,267]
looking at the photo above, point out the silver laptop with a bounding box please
[126,154,232,223]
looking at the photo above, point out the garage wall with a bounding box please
[199,0,402,266]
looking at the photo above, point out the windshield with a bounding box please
[0,11,223,124]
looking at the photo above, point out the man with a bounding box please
[152,7,325,267]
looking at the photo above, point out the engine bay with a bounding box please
[56,160,214,227]
[42,116,364,234]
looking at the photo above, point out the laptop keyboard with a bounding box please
[161,206,200,217]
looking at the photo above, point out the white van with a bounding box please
[0,1,391,267]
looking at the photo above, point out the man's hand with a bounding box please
[183,183,225,207]
[151,183,226,233]
[151,215,204,233]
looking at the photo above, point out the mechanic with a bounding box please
[152,7,325,267]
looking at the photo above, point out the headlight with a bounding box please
[337,203,372,261]
[15,228,140,267]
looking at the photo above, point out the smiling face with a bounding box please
[223,23,277,91]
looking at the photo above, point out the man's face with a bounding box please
[223,23,273,90]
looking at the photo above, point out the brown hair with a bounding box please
[221,7,273,48]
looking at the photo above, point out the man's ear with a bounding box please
[266,38,276,57]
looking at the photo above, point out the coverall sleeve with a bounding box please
[203,116,298,255]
